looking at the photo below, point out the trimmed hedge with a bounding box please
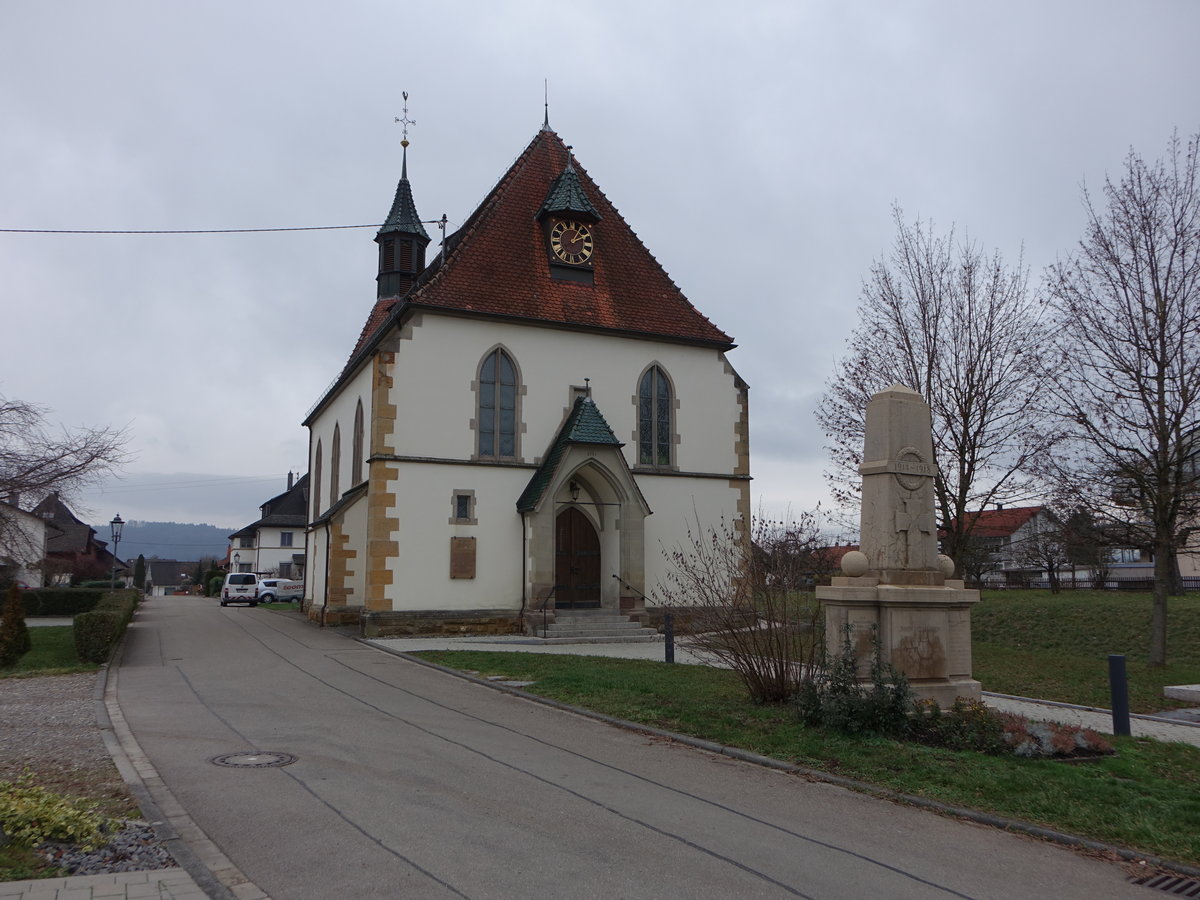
[73,591,139,664]
[20,588,105,617]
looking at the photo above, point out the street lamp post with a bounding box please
[233,552,241,573]
[109,514,124,590]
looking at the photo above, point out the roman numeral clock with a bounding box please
[550,219,594,265]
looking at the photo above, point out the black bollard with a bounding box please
[664,612,675,664]
[1108,654,1131,737]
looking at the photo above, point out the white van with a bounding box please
[258,578,303,602]
[220,572,260,607]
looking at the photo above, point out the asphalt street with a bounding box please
[113,596,1150,899]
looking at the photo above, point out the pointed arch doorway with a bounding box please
[555,507,601,609]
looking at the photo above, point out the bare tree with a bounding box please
[1008,510,1069,593]
[1045,131,1200,666]
[0,396,127,569]
[818,208,1056,575]
[655,510,831,704]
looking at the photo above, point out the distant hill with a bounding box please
[89,520,233,562]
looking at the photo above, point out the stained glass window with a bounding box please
[479,349,517,458]
[638,366,672,466]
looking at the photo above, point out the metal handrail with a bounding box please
[538,584,560,638]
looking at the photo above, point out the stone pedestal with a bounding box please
[817,577,980,705]
[819,384,981,707]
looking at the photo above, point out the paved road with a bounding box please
[114,596,1149,899]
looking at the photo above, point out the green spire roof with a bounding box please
[539,160,600,221]
[517,395,620,512]
[379,147,429,239]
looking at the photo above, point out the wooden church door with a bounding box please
[555,507,601,609]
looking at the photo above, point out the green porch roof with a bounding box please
[517,395,621,512]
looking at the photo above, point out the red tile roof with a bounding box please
[353,128,733,358]
[952,506,1044,538]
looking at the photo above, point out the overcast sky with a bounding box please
[2,1,1197,533]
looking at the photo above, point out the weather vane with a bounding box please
[394,91,416,148]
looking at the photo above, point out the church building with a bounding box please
[302,115,749,635]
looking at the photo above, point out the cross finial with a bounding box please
[543,79,550,130]
[394,91,416,148]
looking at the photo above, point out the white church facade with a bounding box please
[302,121,749,636]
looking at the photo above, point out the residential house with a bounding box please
[144,559,202,596]
[0,500,48,588]
[302,119,750,634]
[30,493,122,584]
[229,473,308,578]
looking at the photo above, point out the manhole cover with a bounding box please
[210,751,297,769]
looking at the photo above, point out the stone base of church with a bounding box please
[359,609,522,638]
[817,577,981,708]
[302,600,363,628]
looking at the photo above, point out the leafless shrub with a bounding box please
[655,509,832,703]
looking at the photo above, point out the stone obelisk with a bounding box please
[816,385,981,706]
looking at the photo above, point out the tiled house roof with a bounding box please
[322,127,734,409]
[952,506,1044,539]
[229,474,310,540]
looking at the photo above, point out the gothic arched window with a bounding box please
[352,399,364,485]
[638,365,673,467]
[477,348,518,458]
[329,424,341,508]
[313,440,323,519]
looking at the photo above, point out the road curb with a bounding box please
[367,640,1200,881]
[97,609,259,900]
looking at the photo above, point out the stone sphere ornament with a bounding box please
[937,554,956,577]
[841,550,869,577]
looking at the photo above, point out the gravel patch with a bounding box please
[1,672,177,875]
[36,821,177,874]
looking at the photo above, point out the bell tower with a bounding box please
[375,93,430,299]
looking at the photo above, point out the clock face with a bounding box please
[550,220,594,265]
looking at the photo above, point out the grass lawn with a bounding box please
[0,626,96,679]
[973,590,1200,712]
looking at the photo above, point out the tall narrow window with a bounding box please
[313,441,323,519]
[638,365,672,466]
[329,425,341,508]
[478,349,517,458]
[352,399,364,485]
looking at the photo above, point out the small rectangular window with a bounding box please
[280,532,293,547]
[450,490,476,525]
[239,536,254,548]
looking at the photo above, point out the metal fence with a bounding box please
[970,576,1200,592]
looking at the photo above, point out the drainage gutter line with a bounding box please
[372,641,1200,882]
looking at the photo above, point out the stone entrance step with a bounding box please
[533,609,660,643]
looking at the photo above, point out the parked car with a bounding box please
[258,578,303,602]
[220,573,260,607]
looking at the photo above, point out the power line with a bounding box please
[91,475,286,494]
[1,218,453,236]
[0,224,383,235]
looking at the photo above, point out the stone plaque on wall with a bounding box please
[450,537,476,579]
